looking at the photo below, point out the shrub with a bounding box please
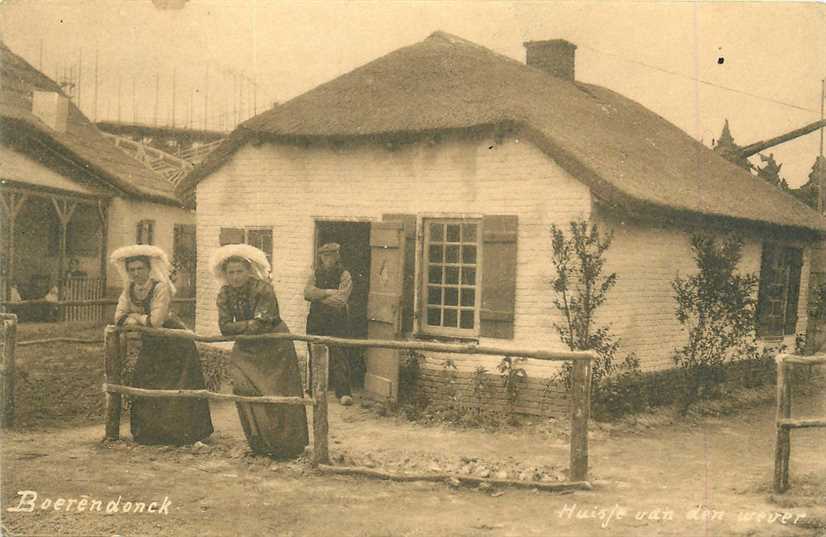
[671,234,759,412]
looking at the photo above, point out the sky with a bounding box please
[1,0,824,188]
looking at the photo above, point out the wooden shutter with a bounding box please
[783,248,803,336]
[480,215,518,339]
[383,214,417,335]
[219,227,244,246]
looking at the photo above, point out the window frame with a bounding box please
[419,217,483,338]
[756,242,803,339]
[245,227,273,266]
[218,226,273,266]
[136,219,155,245]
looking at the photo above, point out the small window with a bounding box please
[136,220,155,245]
[219,227,273,266]
[246,228,273,266]
[757,244,803,338]
[422,219,480,336]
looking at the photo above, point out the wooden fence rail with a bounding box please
[773,352,826,493]
[103,324,596,486]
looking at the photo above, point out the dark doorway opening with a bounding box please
[314,221,371,388]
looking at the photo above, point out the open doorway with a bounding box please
[314,220,371,388]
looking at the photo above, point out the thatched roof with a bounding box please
[0,41,182,206]
[178,32,825,234]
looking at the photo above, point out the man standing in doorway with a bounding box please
[304,242,354,406]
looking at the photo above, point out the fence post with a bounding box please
[310,343,330,466]
[773,358,792,493]
[1,313,17,428]
[103,326,123,441]
[569,358,592,482]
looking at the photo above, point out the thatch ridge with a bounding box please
[177,31,825,234]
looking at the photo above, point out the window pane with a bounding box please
[462,245,476,264]
[462,267,476,285]
[427,286,442,306]
[444,287,459,306]
[443,308,458,328]
[460,309,475,329]
[461,289,475,307]
[430,223,444,242]
[445,266,459,285]
[446,224,460,243]
[428,266,443,284]
[427,308,441,326]
[429,244,444,263]
[462,223,477,242]
[446,245,459,263]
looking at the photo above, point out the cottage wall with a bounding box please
[195,134,816,376]
[106,198,195,290]
[593,211,813,371]
[195,133,592,378]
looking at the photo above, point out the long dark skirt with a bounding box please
[130,318,214,445]
[229,320,309,458]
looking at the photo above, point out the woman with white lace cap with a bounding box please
[211,244,308,459]
[111,244,213,445]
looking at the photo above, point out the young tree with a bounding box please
[550,219,638,393]
[672,234,759,411]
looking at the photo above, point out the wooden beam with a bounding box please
[773,362,792,493]
[18,337,103,347]
[311,343,330,466]
[569,359,591,482]
[779,354,826,366]
[120,325,597,363]
[1,315,17,428]
[97,200,109,297]
[104,384,312,406]
[778,418,826,429]
[103,326,122,441]
[316,465,592,492]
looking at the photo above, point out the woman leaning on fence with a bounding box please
[211,244,309,459]
[111,245,214,445]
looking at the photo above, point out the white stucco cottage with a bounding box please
[177,32,825,413]
[0,41,196,321]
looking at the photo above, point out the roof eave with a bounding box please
[3,117,185,208]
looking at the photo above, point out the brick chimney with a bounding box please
[523,39,577,81]
[32,91,69,133]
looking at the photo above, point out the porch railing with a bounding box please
[60,278,105,322]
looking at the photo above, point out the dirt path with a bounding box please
[2,388,825,537]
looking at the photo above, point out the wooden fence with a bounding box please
[0,297,195,323]
[0,313,17,428]
[773,352,826,493]
[61,278,105,321]
[104,325,596,489]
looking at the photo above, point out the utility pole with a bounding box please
[154,73,159,127]
[93,50,99,122]
[117,75,122,123]
[204,64,209,132]
[77,49,82,113]
[172,68,177,128]
[817,78,826,214]
[132,77,137,124]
